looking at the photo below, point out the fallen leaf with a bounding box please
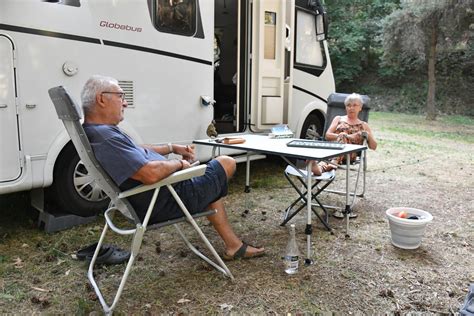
[31,296,50,308]
[219,303,233,310]
[13,257,23,268]
[177,298,191,304]
[65,269,70,276]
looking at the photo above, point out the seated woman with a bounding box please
[312,93,377,175]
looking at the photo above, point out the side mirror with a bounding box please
[315,14,326,41]
[308,0,328,41]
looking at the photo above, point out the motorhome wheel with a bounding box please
[48,143,109,216]
[300,113,323,140]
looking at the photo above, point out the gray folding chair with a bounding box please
[48,86,233,315]
[320,92,370,220]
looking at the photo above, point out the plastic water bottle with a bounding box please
[283,224,300,274]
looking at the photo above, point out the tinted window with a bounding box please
[295,10,324,67]
[155,0,196,36]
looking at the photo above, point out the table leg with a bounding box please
[244,153,251,193]
[345,153,350,238]
[305,161,314,265]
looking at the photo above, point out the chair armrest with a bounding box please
[118,164,207,198]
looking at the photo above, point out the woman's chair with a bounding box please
[48,86,233,315]
[320,93,371,219]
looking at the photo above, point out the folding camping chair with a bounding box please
[281,162,335,232]
[321,92,371,218]
[48,86,233,315]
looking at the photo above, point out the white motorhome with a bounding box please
[0,0,335,217]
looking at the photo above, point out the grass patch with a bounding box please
[441,115,474,126]
[371,112,473,143]
[384,126,469,142]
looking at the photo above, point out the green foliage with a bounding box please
[380,0,474,74]
[323,0,473,115]
[325,0,400,85]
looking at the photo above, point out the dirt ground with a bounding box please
[0,112,473,314]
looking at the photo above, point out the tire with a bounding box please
[48,143,109,217]
[300,113,323,140]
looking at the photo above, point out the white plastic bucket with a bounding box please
[385,207,433,249]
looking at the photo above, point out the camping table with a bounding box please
[193,134,367,264]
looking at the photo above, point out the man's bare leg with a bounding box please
[207,199,264,257]
[206,156,264,257]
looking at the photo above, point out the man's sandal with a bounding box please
[223,242,265,261]
[76,243,130,265]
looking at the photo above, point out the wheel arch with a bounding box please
[294,99,327,138]
[43,123,144,188]
[43,130,71,187]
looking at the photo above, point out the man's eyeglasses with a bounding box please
[345,103,361,108]
[101,91,126,101]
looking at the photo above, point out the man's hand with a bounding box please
[173,144,196,162]
[178,159,199,169]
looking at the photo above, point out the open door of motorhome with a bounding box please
[249,0,293,132]
[0,35,22,182]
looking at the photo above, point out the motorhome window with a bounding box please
[155,0,196,36]
[264,11,277,60]
[295,10,323,67]
[41,0,81,7]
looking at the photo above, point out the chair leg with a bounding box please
[281,202,306,226]
[174,224,234,279]
[281,172,313,226]
[281,174,333,231]
[167,185,234,280]
[87,222,143,315]
[322,160,364,208]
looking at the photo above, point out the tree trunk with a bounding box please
[426,22,438,120]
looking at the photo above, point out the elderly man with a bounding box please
[81,75,264,260]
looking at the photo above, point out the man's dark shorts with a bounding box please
[124,159,228,224]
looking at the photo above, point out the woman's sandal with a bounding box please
[223,242,265,261]
[333,210,358,219]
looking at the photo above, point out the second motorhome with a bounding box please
[0,0,335,217]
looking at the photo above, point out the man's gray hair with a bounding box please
[344,93,363,106]
[81,75,118,115]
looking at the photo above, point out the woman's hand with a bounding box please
[336,132,349,142]
[361,123,377,150]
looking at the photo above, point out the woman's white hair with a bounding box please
[344,93,363,106]
[81,75,118,115]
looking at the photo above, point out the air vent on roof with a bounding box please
[118,80,134,108]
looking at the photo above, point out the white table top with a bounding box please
[194,134,366,160]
